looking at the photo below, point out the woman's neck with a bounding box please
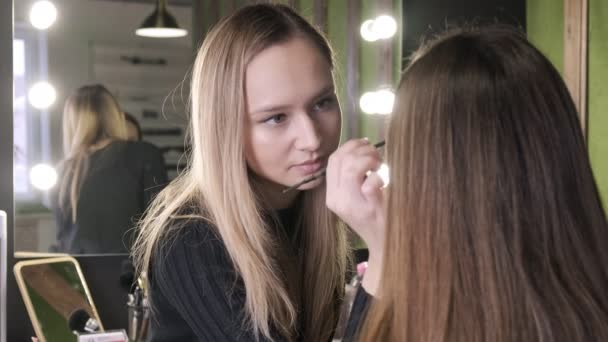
[253,177,300,210]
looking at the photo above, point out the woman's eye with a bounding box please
[313,96,336,112]
[263,113,287,125]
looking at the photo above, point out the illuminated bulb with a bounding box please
[377,163,390,186]
[359,91,378,114]
[360,89,395,115]
[360,19,378,42]
[28,82,57,109]
[30,1,57,30]
[372,15,397,39]
[30,164,58,190]
[375,89,395,115]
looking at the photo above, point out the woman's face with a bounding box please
[244,37,341,198]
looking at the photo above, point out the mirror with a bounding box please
[12,0,193,256]
[13,256,102,341]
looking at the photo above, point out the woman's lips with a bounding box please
[293,160,323,175]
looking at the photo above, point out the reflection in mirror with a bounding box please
[13,0,193,256]
[13,256,103,342]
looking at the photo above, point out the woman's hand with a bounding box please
[325,139,386,256]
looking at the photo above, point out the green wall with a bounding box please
[588,0,608,209]
[528,0,608,210]
[526,0,564,73]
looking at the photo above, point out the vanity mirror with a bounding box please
[14,256,102,342]
[12,0,193,256]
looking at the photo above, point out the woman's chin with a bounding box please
[296,177,323,191]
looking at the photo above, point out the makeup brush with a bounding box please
[282,140,385,194]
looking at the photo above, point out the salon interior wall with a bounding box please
[587,0,608,212]
[528,0,608,212]
[527,0,564,73]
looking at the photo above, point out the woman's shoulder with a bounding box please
[121,140,164,158]
[99,140,162,157]
[149,216,237,299]
[155,217,230,271]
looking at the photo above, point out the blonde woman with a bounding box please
[328,26,608,341]
[53,84,167,254]
[132,4,349,342]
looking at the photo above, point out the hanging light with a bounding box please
[135,0,187,38]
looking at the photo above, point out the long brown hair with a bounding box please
[361,26,608,341]
[132,4,348,341]
[59,84,127,222]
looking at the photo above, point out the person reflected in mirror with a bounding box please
[124,112,142,142]
[132,4,349,341]
[327,26,608,341]
[51,84,168,254]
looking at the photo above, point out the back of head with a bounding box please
[62,84,127,157]
[362,26,608,341]
[59,84,127,222]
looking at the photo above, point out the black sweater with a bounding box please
[52,141,167,254]
[342,286,371,342]
[147,207,301,341]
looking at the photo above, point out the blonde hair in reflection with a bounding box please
[132,4,349,341]
[59,84,127,222]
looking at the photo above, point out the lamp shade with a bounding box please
[135,0,187,38]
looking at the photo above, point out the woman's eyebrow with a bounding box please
[250,84,335,116]
[307,85,335,105]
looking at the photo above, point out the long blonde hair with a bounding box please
[58,84,127,222]
[132,4,349,341]
[360,26,608,341]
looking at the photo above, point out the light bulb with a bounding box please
[30,1,57,30]
[360,91,378,114]
[30,164,58,190]
[28,82,57,109]
[375,89,395,115]
[377,163,390,186]
[373,15,397,39]
[360,19,378,42]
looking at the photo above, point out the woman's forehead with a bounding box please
[245,38,333,113]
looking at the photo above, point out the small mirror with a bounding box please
[13,256,102,342]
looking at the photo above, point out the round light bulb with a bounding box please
[372,15,397,40]
[28,82,57,109]
[375,89,395,115]
[377,163,390,186]
[30,1,57,30]
[30,164,58,190]
[360,19,378,42]
[360,91,378,114]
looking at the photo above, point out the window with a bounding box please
[13,38,29,195]
[13,24,49,200]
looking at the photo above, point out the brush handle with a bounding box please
[282,140,385,193]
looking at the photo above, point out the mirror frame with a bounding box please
[13,256,104,342]
[1,0,14,341]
